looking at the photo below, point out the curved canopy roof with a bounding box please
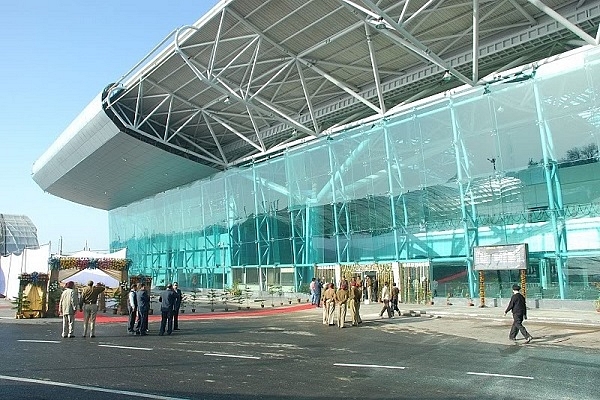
[34,0,600,210]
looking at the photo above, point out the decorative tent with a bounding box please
[47,249,132,316]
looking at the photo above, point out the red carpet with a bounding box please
[82,303,315,324]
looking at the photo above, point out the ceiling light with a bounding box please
[223,96,230,104]
[442,70,452,82]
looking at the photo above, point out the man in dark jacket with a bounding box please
[172,282,183,330]
[135,283,150,336]
[504,284,533,343]
[159,284,177,336]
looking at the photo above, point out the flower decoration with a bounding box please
[18,272,49,285]
[48,280,60,292]
[119,280,129,291]
[48,256,131,271]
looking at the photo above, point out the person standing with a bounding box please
[348,282,361,326]
[158,284,177,335]
[309,278,317,305]
[365,276,372,303]
[335,283,349,329]
[172,282,182,331]
[58,281,78,338]
[135,283,150,336]
[79,281,105,338]
[379,282,392,318]
[504,284,533,343]
[127,284,138,334]
[314,278,322,308]
[322,283,336,326]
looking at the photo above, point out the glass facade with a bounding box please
[0,214,39,256]
[110,46,600,300]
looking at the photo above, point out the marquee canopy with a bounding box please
[32,0,600,210]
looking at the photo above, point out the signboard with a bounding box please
[473,244,528,271]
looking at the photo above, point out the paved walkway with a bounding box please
[1,296,597,326]
[2,296,598,349]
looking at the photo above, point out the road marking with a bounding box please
[17,340,61,344]
[334,363,406,370]
[204,353,260,359]
[98,344,153,351]
[0,375,191,399]
[467,372,534,380]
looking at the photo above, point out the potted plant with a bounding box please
[243,286,253,309]
[268,284,280,307]
[207,289,219,312]
[179,293,186,314]
[221,290,231,312]
[11,293,30,319]
[190,288,201,312]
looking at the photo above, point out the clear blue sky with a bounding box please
[0,1,216,254]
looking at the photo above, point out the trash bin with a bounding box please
[493,298,498,307]
[535,298,540,309]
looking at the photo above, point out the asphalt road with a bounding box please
[0,310,598,400]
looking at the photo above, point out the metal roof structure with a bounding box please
[33,0,600,210]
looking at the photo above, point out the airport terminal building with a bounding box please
[32,1,600,301]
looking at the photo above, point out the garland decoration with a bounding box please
[48,256,131,271]
[18,272,49,285]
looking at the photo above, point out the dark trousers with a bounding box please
[173,309,180,329]
[127,306,137,332]
[135,309,148,335]
[391,298,400,314]
[509,314,530,340]
[160,310,173,335]
[379,299,392,317]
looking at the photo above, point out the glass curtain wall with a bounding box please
[110,46,600,299]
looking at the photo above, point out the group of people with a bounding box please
[320,277,364,328]
[58,279,184,338]
[127,282,183,336]
[58,280,106,338]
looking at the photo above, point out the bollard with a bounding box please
[535,298,540,308]
[493,298,498,307]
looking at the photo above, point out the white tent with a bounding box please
[0,244,51,299]
[64,268,120,287]
[68,248,126,259]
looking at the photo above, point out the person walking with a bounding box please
[127,284,138,334]
[135,283,150,336]
[58,281,78,338]
[322,283,336,326]
[379,282,392,318]
[158,284,177,335]
[172,282,182,331]
[391,282,400,316]
[335,283,349,328]
[504,284,533,343]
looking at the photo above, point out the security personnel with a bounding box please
[79,280,105,338]
[335,283,349,328]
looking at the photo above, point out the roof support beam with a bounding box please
[295,60,320,134]
[364,23,386,115]
[206,111,264,153]
[525,0,597,46]
[175,26,317,138]
[201,112,228,164]
[343,0,475,86]
[472,0,479,83]
[508,0,536,25]
[228,8,381,114]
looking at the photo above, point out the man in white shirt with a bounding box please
[379,282,392,318]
